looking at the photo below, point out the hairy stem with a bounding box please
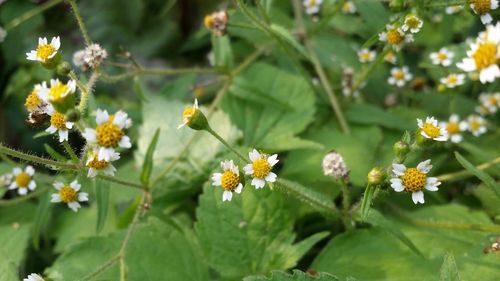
[67,0,92,45]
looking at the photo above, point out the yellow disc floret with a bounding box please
[446,122,460,135]
[15,172,31,188]
[96,121,124,147]
[25,91,42,112]
[182,107,196,124]
[221,170,240,191]
[393,70,405,80]
[204,15,215,29]
[49,82,69,101]
[405,16,420,29]
[59,186,77,203]
[387,29,404,45]
[446,75,458,85]
[473,43,497,70]
[401,168,427,192]
[252,158,271,179]
[87,157,110,170]
[471,0,492,14]
[50,112,66,129]
[36,44,56,61]
[469,119,482,131]
[422,122,441,138]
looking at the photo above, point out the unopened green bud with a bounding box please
[178,99,209,131]
[65,109,81,122]
[393,141,410,158]
[57,61,71,76]
[367,167,386,186]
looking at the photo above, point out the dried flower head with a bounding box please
[204,10,229,36]
[322,151,350,181]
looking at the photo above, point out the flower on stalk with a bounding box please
[45,108,74,142]
[26,36,61,64]
[51,180,88,212]
[9,166,36,196]
[417,117,448,141]
[244,149,279,189]
[470,0,499,24]
[439,114,467,143]
[86,147,119,178]
[390,159,441,204]
[379,25,413,51]
[466,114,487,136]
[212,160,243,202]
[23,273,45,281]
[357,48,376,63]
[478,92,500,114]
[430,47,454,66]
[303,0,323,15]
[440,73,465,88]
[457,22,500,83]
[177,99,209,130]
[83,109,132,161]
[39,79,77,113]
[341,67,361,97]
[402,15,423,33]
[446,5,463,14]
[204,10,229,36]
[341,1,356,14]
[322,151,350,181]
[24,82,52,124]
[388,66,412,87]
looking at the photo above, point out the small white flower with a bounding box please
[384,51,398,64]
[446,5,464,14]
[439,114,467,143]
[357,48,376,63]
[9,166,36,196]
[402,15,423,33]
[478,92,500,114]
[379,25,413,51]
[0,26,6,43]
[24,82,53,123]
[86,148,119,178]
[212,160,243,202]
[390,159,441,204]
[341,1,357,14]
[26,36,60,63]
[83,109,132,161]
[417,116,449,141]
[322,151,349,180]
[303,0,323,15]
[388,66,413,87]
[40,79,77,104]
[0,173,13,188]
[45,109,74,142]
[51,180,88,212]
[244,149,279,189]
[430,47,454,66]
[440,73,465,88]
[466,114,487,136]
[470,0,499,24]
[23,273,45,281]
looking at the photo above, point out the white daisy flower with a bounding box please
[388,66,413,87]
[457,22,500,83]
[417,116,449,141]
[82,109,132,161]
[23,273,45,281]
[446,5,464,14]
[178,99,199,129]
[470,0,499,24]
[8,166,36,196]
[341,1,357,14]
[357,48,376,63]
[303,0,323,15]
[478,92,500,114]
[86,148,119,178]
[440,73,465,88]
[45,108,74,142]
[402,15,424,33]
[51,180,88,212]
[379,25,414,51]
[384,51,398,64]
[26,36,60,63]
[466,114,487,136]
[430,47,454,66]
[439,114,467,143]
[211,160,244,202]
[390,159,441,204]
[40,79,77,104]
[243,149,279,189]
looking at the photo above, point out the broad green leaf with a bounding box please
[345,103,414,130]
[455,152,500,197]
[221,63,316,151]
[270,24,309,59]
[195,182,327,280]
[359,184,376,221]
[355,0,389,34]
[94,179,110,234]
[0,254,17,281]
[32,192,51,249]
[244,270,339,281]
[140,128,160,186]
[440,253,461,281]
[0,223,31,267]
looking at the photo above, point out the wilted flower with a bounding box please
[379,25,413,51]
[86,147,119,177]
[0,173,13,188]
[212,160,243,202]
[322,151,350,181]
[341,1,356,14]
[23,273,45,281]
[357,48,376,63]
[440,73,465,88]
[470,0,498,24]
[388,66,413,87]
[51,180,88,212]
[244,149,279,189]
[430,47,454,66]
[341,67,361,97]
[390,160,441,204]
[417,117,448,141]
[402,15,423,33]
[303,0,323,15]
[24,82,52,124]
[466,114,487,136]
[26,36,60,64]
[9,166,36,195]
[439,114,467,143]
[204,10,229,36]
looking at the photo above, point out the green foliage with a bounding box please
[94,179,110,234]
[245,270,339,281]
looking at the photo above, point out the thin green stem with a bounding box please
[437,156,500,182]
[67,0,92,45]
[339,180,352,230]
[97,175,146,190]
[0,143,77,169]
[77,255,120,281]
[0,187,49,206]
[4,0,63,31]
[206,126,248,163]
[352,48,390,92]
[100,67,216,83]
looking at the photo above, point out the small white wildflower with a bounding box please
[402,15,424,33]
[430,47,454,66]
[51,180,88,212]
[23,273,45,281]
[26,36,60,63]
[390,159,441,204]
[440,73,465,88]
[45,108,74,142]
[439,114,467,143]
[243,149,279,189]
[9,166,36,196]
[384,51,398,64]
[466,114,487,136]
[86,148,119,178]
[478,92,500,114]
[417,116,448,141]
[379,25,413,51]
[470,0,499,24]
[322,151,350,181]
[357,48,376,63]
[212,160,243,202]
[388,66,413,87]
[341,1,357,14]
[303,0,323,15]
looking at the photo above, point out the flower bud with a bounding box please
[177,99,209,130]
[57,61,71,76]
[65,109,81,122]
[367,167,386,186]
[393,141,410,159]
[322,151,350,181]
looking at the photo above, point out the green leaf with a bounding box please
[0,223,31,267]
[269,24,309,59]
[440,253,462,281]
[359,184,376,221]
[454,152,500,197]
[140,128,160,186]
[195,182,327,280]
[0,254,18,281]
[94,179,110,234]
[345,103,414,130]
[244,270,339,281]
[32,192,51,249]
[44,144,68,162]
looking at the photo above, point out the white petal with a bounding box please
[118,136,132,148]
[70,180,81,191]
[13,167,22,175]
[251,178,266,189]
[51,194,61,202]
[249,149,261,161]
[45,126,57,134]
[390,178,405,192]
[58,130,69,142]
[480,13,492,24]
[18,188,28,195]
[411,191,425,204]
[95,109,109,125]
[53,182,64,190]
[98,147,115,161]
[222,190,233,202]
[113,111,128,128]
[66,122,74,129]
[267,154,279,166]
[8,182,17,190]
[243,164,253,175]
[78,192,89,202]
[52,36,61,49]
[87,168,98,178]
[25,165,35,176]
[416,159,432,173]
[265,172,277,182]
[26,51,38,61]
[82,129,97,143]
[392,163,406,176]
[211,173,222,186]
[68,201,81,212]
[28,181,36,190]
[235,183,243,194]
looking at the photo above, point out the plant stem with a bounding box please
[101,67,216,83]
[0,143,77,169]
[206,126,248,163]
[4,0,63,31]
[77,255,120,281]
[437,156,500,182]
[0,187,49,206]
[62,141,79,162]
[339,180,352,230]
[67,0,92,45]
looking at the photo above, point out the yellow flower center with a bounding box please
[25,91,42,112]
[394,70,405,80]
[361,52,371,60]
[49,82,69,102]
[446,75,458,85]
[221,170,240,191]
[36,44,56,61]
[308,0,317,7]
[15,172,31,188]
[401,168,427,192]
[59,186,77,203]
[252,158,271,179]
[469,119,482,131]
[87,156,110,170]
[471,0,492,14]
[447,122,460,134]
[204,15,214,29]
[437,52,447,60]
[472,43,497,70]
[182,107,196,124]
[96,121,124,147]
[405,16,420,29]
[387,29,404,45]
[50,112,67,129]
[422,122,441,138]
[489,96,498,104]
